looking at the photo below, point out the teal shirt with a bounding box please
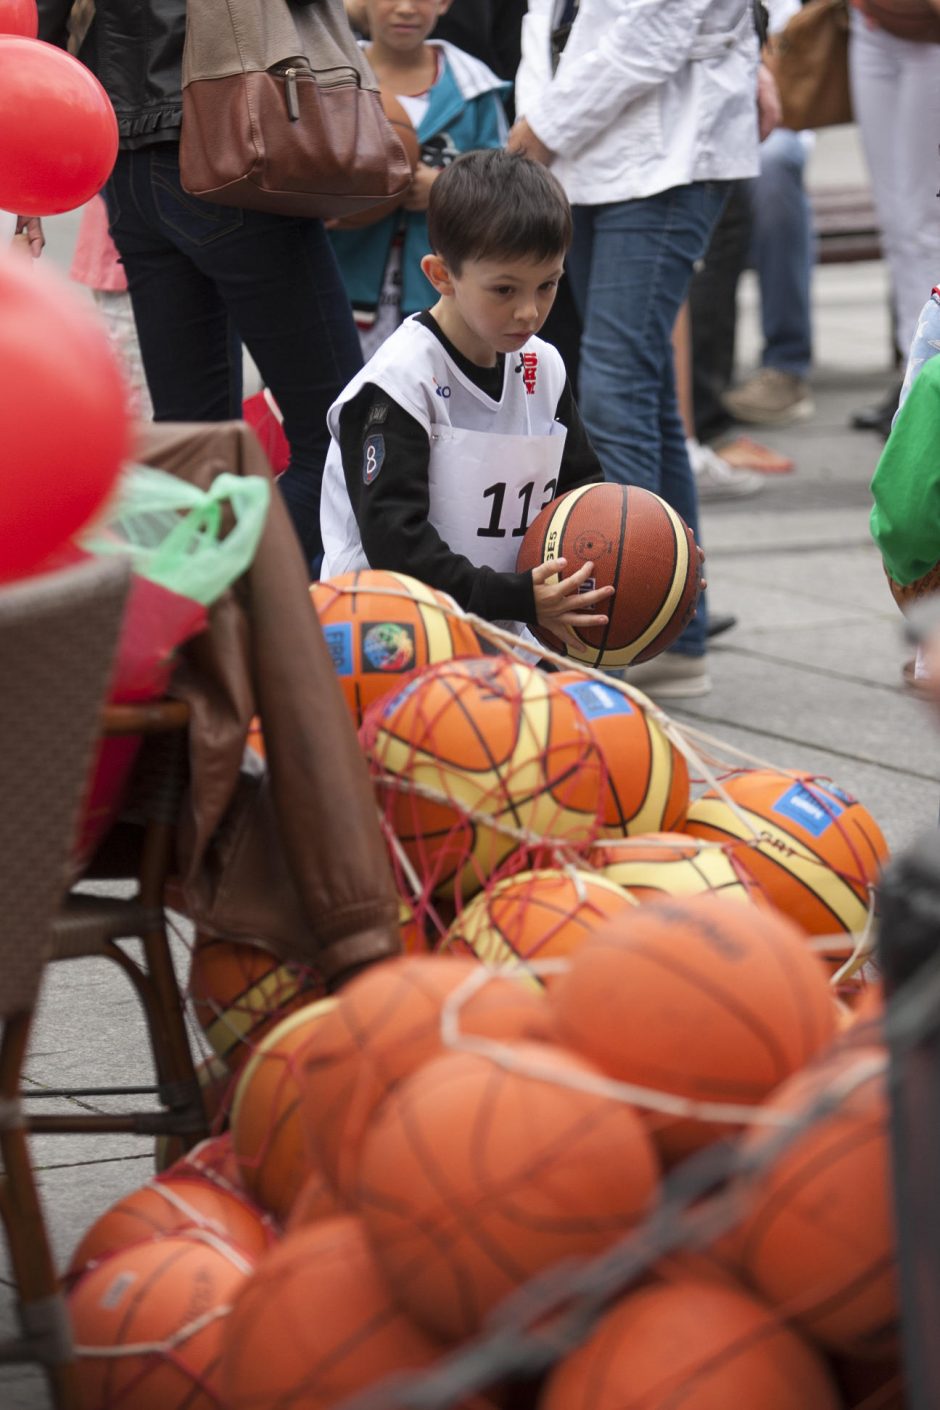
[328,51,509,318]
[870,355,940,587]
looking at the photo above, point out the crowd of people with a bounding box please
[26,0,940,700]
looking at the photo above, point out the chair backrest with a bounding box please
[0,556,130,1018]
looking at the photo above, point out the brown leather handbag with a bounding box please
[767,0,853,131]
[179,0,413,222]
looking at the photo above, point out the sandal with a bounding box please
[715,435,795,475]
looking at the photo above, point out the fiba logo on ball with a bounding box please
[361,622,416,674]
[574,529,613,560]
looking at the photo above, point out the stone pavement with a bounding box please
[3,126,938,1408]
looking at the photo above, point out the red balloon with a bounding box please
[0,253,130,582]
[0,0,37,37]
[0,38,118,216]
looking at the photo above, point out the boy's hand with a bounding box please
[401,163,438,212]
[532,559,614,642]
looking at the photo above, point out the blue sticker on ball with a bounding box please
[362,433,385,485]
[323,623,353,677]
[772,782,844,837]
[562,679,635,720]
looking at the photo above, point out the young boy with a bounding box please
[320,149,613,642]
[329,0,510,359]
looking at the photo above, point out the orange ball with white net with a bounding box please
[550,895,837,1164]
[70,1231,253,1410]
[311,568,485,726]
[589,831,764,905]
[684,769,889,935]
[160,1133,244,1193]
[297,954,553,1198]
[283,1166,346,1234]
[356,1041,659,1342]
[362,654,605,901]
[230,998,337,1222]
[188,936,325,1076]
[220,1216,446,1410]
[539,1277,842,1410]
[440,866,635,983]
[67,1177,276,1284]
[555,670,690,834]
[737,1044,896,1358]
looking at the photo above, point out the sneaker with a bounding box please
[688,440,764,501]
[622,652,712,699]
[723,369,814,426]
[714,435,795,475]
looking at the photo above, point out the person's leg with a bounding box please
[890,36,940,354]
[753,128,814,380]
[689,179,753,444]
[576,182,730,659]
[103,149,242,422]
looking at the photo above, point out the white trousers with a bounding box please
[849,9,940,353]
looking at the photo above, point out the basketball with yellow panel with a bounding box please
[441,868,636,984]
[361,656,605,902]
[310,569,485,727]
[554,671,689,835]
[684,770,889,935]
[591,831,763,905]
[516,483,702,668]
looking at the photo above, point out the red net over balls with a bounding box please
[360,654,606,903]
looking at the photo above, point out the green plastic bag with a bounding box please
[81,465,271,607]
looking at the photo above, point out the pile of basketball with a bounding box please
[65,914,897,1410]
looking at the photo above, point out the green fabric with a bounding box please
[80,465,270,606]
[870,355,940,587]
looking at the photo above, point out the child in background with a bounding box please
[320,150,612,644]
[70,196,153,419]
[330,0,509,360]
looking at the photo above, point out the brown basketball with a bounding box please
[516,483,702,668]
[331,91,420,230]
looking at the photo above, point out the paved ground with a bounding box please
[3,125,937,1407]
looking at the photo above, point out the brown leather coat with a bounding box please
[136,420,401,985]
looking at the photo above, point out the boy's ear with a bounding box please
[421,252,456,296]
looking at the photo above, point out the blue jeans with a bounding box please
[751,129,813,380]
[103,145,363,566]
[567,181,730,657]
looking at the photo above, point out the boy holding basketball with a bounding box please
[320,149,612,643]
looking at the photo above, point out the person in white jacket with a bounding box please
[510,0,776,698]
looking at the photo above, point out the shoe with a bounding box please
[723,369,814,426]
[902,653,933,701]
[623,652,712,699]
[850,380,902,439]
[706,612,737,640]
[713,435,795,475]
[688,441,764,501]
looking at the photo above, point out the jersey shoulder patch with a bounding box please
[362,432,386,485]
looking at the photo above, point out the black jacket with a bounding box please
[38,0,186,148]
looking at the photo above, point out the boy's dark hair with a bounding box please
[426,149,572,273]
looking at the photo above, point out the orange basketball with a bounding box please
[188,936,325,1076]
[160,1133,244,1193]
[737,1045,896,1357]
[550,895,837,1163]
[310,569,484,726]
[284,1166,346,1233]
[441,867,635,983]
[70,1232,252,1410]
[554,671,690,834]
[684,770,889,935]
[298,954,553,1197]
[516,483,702,668]
[590,831,764,905]
[330,90,421,231]
[230,998,337,1221]
[540,1278,841,1410]
[362,654,604,900]
[356,1041,659,1342]
[67,1176,275,1283]
[220,1216,444,1410]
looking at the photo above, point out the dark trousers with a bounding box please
[688,178,752,445]
[103,144,363,566]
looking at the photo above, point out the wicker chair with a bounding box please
[0,556,130,1407]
